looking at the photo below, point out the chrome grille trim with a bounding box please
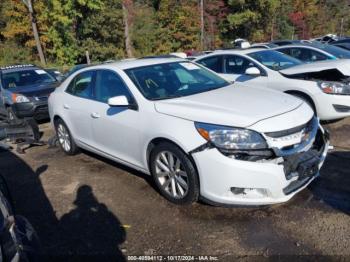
[271,116,319,157]
[264,117,313,138]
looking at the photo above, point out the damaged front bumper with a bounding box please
[190,117,329,206]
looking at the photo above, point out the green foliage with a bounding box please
[0,0,350,66]
[225,0,280,42]
[77,0,125,62]
[155,0,201,53]
[131,3,160,57]
[0,41,32,66]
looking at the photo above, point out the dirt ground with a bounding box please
[0,118,349,261]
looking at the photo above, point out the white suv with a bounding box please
[49,58,329,206]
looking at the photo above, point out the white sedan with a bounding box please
[49,58,328,206]
[194,49,350,121]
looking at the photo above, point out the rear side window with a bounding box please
[224,55,255,74]
[94,70,133,103]
[196,56,223,73]
[66,71,95,99]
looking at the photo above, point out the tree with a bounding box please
[225,0,280,42]
[155,0,201,53]
[122,0,133,57]
[78,0,125,61]
[22,0,46,65]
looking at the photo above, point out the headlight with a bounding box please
[195,122,267,150]
[12,94,30,103]
[317,81,350,95]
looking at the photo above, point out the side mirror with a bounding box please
[245,67,261,76]
[108,96,129,107]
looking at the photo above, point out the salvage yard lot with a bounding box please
[0,119,349,260]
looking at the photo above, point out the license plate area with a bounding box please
[297,157,319,180]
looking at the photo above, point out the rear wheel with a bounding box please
[150,142,199,205]
[54,119,79,155]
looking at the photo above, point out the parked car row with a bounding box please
[3,37,350,207]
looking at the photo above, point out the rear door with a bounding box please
[195,55,225,77]
[62,70,95,146]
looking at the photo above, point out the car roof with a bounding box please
[273,41,333,49]
[78,58,187,71]
[0,64,40,74]
[193,48,267,59]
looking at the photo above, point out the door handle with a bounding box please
[63,104,70,109]
[90,112,100,119]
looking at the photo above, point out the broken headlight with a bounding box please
[195,122,267,150]
[318,81,350,95]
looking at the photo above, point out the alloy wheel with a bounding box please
[155,151,189,199]
[57,123,71,152]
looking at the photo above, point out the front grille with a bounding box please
[35,95,48,101]
[282,129,327,195]
[264,117,313,138]
[35,105,48,113]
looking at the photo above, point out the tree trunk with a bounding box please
[200,0,204,50]
[122,1,133,58]
[26,0,46,65]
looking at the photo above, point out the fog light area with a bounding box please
[230,187,269,199]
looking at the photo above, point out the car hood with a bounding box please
[6,82,58,97]
[154,84,303,128]
[280,59,350,76]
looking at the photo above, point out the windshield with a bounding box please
[125,62,229,100]
[1,69,56,89]
[248,50,302,71]
[315,44,350,59]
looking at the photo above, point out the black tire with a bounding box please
[150,142,199,205]
[54,118,79,155]
[7,107,18,123]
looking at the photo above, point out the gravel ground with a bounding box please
[0,118,349,261]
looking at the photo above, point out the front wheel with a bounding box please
[150,142,199,205]
[54,119,79,155]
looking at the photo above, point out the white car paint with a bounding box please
[280,59,350,76]
[49,58,328,206]
[194,49,350,120]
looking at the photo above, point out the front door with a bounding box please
[89,70,142,167]
[220,55,268,87]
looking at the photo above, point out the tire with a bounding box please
[150,142,199,205]
[54,119,79,155]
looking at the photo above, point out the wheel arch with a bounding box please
[53,114,63,124]
[284,90,317,113]
[145,137,199,178]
